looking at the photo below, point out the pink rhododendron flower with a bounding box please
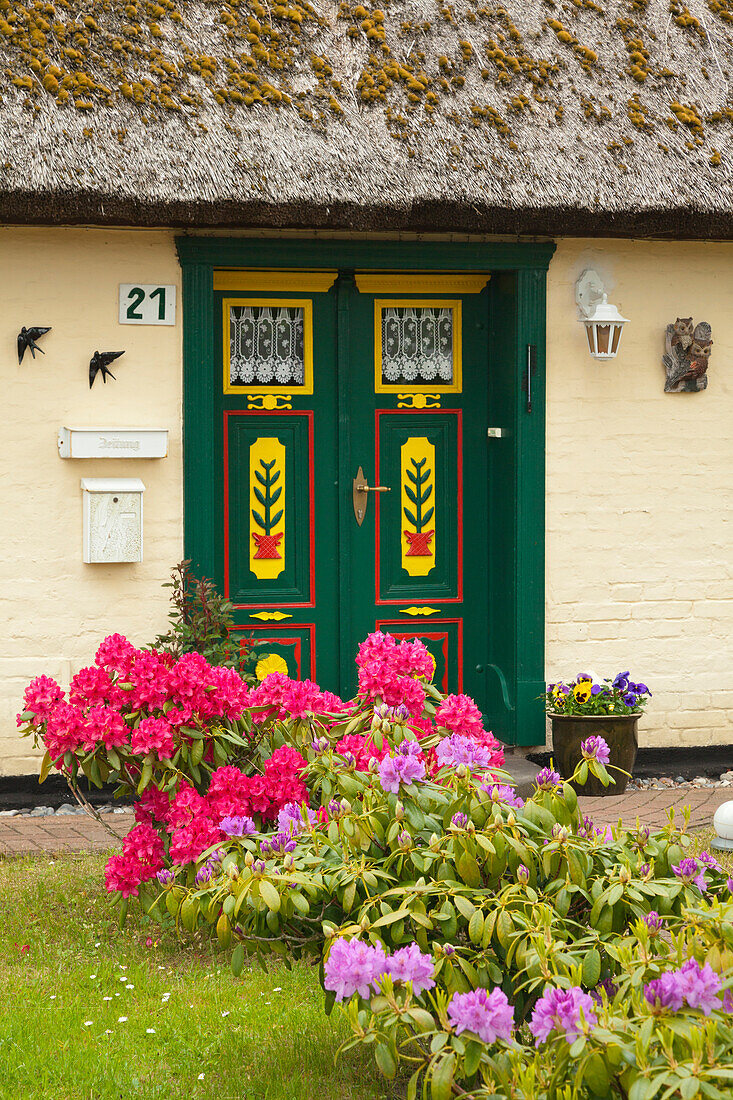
[168,817,222,865]
[95,633,137,677]
[206,765,253,820]
[281,679,323,719]
[134,787,172,826]
[435,693,485,738]
[69,665,121,709]
[44,701,87,762]
[168,783,209,829]
[131,716,175,758]
[18,675,65,726]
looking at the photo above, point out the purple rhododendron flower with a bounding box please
[220,815,257,838]
[535,767,563,790]
[324,938,388,1001]
[644,973,685,1012]
[482,783,525,808]
[723,990,733,1013]
[581,735,610,765]
[678,959,722,1014]
[378,748,426,793]
[311,737,329,753]
[435,734,492,770]
[451,813,469,829]
[590,978,618,1005]
[277,802,317,835]
[517,864,530,884]
[644,911,664,933]
[386,944,435,995]
[528,986,597,1046]
[156,869,174,886]
[447,987,514,1044]
[698,850,723,872]
[672,857,708,893]
[195,864,213,886]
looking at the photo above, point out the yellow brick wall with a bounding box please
[546,239,733,750]
[1,228,730,771]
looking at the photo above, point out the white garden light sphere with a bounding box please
[712,800,733,850]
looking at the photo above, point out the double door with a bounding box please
[213,270,492,707]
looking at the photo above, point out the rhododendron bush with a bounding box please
[19,634,733,1098]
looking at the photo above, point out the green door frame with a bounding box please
[176,236,556,746]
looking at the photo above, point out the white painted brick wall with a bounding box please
[546,239,733,754]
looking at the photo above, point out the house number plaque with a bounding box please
[119,284,177,326]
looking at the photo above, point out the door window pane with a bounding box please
[224,298,313,394]
[375,299,462,393]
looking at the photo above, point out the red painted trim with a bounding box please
[237,623,317,680]
[224,410,316,609]
[375,618,464,693]
[374,409,464,605]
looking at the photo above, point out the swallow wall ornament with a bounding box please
[17,326,51,364]
[663,319,712,392]
[89,350,124,388]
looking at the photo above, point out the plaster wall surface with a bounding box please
[546,239,733,751]
[0,228,182,773]
[1,228,731,773]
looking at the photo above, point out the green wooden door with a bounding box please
[339,276,491,708]
[213,273,340,686]
[212,270,492,717]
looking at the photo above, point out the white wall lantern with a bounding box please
[575,269,629,360]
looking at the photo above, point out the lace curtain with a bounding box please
[230,305,305,386]
[381,306,454,384]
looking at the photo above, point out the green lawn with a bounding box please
[0,852,398,1100]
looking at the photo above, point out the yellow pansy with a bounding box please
[573,682,592,705]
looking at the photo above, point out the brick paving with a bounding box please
[0,788,730,857]
[577,787,732,831]
[0,811,134,857]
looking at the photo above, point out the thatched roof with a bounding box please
[1,0,733,236]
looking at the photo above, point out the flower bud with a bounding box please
[360,914,371,932]
[395,800,405,821]
[244,850,254,868]
[506,811,517,827]
[429,832,440,849]
[618,865,632,884]
[442,943,455,956]
[517,864,530,885]
[339,798,351,816]
[455,763,467,779]
[398,830,411,849]
[381,718,392,734]
[283,853,294,870]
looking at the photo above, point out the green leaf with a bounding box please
[680,1080,700,1099]
[260,880,281,913]
[38,749,52,784]
[407,1070,421,1100]
[582,948,601,989]
[468,910,485,946]
[453,894,476,921]
[431,1054,456,1100]
[231,943,245,977]
[456,851,481,888]
[375,1042,397,1080]
[583,1052,611,1097]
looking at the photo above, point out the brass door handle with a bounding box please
[353,466,391,526]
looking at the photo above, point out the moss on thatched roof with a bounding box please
[1,0,733,235]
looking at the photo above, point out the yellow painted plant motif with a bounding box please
[401,436,436,577]
[249,437,285,580]
[255,652,289,680]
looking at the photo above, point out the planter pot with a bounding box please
[549,713,640,796]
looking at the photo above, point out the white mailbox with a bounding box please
[59,427,168,459]
[81,478,145,564]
